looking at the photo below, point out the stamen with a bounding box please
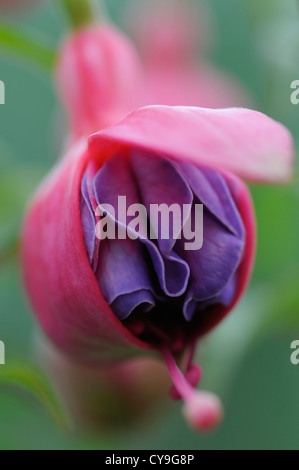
[161,348,223,432]
[184,339,197,371]
[125,318,146,336]
[143,320,186,353]
[170,364,201,400]
[144,320,172,344]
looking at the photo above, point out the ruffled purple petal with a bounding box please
[93,152,190,297]
[96,236,156,320]
[130,150,193,253]
[111,290,155,321]
[197,274,238,312]
[175,161,244,237]
[80,150,245,326]
[80,172,96,264]
[180,207,244,320]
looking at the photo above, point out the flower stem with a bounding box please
[61,0,98,29]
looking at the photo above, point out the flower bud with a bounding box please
[56,24,144,142]
[22,103,294,430]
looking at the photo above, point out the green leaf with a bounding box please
[0,23,55,72]
[0,360,70,431]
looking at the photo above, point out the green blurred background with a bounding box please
[0,0,299,450]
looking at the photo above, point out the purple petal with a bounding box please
[197,274,238,312]
[93,152,190,297]
[80,150,246,328]
[96,236,156,320]
[180,207,245,320]
[175,161,244,237]
[130,150,193,254]
[80,172,96,264]
[111,290,155,321]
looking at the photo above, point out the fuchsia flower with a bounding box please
[22,22,294,432]
[128,0,250,108]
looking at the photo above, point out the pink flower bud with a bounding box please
[0,0,36,11]
[56,24,144,142]
[22,22,294,432]
[22,105,294,430]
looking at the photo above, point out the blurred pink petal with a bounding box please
[127,0,251,108]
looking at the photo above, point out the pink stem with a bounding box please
[161,347,195,401]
